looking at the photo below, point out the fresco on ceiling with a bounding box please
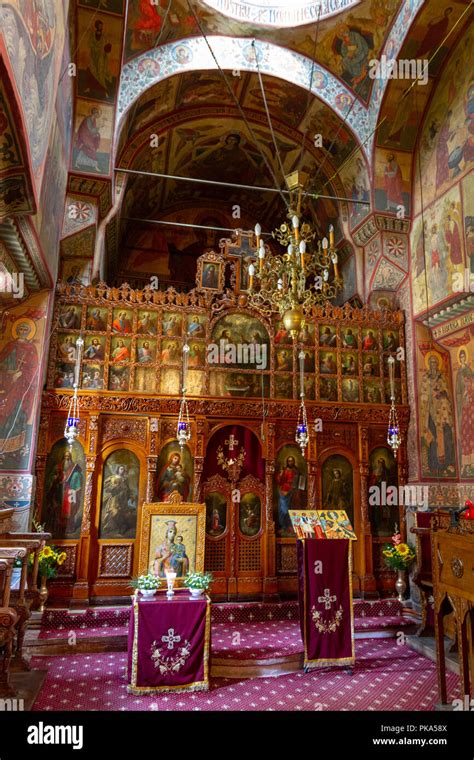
[367,0,425,128]
[125,0,198,59]
[338,153,370,229]
[60,227,96,259]
[244,77,308,128]
[375,79,432,153]
[438,326,474,480]
[402,2,469,77]
[175,70,241,109]
[299,99,356,165]
[77,9,123,103]
[117,37,370,151]
[0,0,65,187]
[0,292,49,471]
[416,324,457,480]
[33,120,69,272]
[0,78,35,216]
[72,99,114,175]
[0,82,23,170]
[374,149,411,216]
[411,184,466,316]
[123,0,398,104]
[413,24,473,215]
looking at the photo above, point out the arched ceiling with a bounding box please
[113,69,361,277]
[123,0,402,105]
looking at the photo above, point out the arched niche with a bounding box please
[99,448,140,539]
[42,439,86,539]
[154,441,193,502]
[273,444,308,537]
[321,453,354,528]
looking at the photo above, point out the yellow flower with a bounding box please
[396,544,410,557]
[382,549,394,557]
[58,553,67,565]
[42,546,53,558]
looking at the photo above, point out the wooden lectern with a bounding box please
[432,512,474,705]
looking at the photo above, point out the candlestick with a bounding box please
[329,224,334,248]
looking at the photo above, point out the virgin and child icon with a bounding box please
[153,520,190,578]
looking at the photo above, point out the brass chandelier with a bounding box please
[246,172,343,340]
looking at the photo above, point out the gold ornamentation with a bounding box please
[450,557,464,578]
[216,444,245,484]
[311,604,344,634]
[150,637,191,675]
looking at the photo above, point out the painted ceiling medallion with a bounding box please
[202,0,360,27]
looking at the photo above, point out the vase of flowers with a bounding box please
[183,571,213,598]
[382,528,416,603]
[31,546,67,613]
[131,573,161,598]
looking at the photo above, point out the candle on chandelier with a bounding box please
[322,237,328,250]
[248,263,255,290]
[329,224,334,248]
[299,240,306,269]
[331,251,339,278]
[292,215,300,242]
[258,241,265,272]
[254,223,261,249]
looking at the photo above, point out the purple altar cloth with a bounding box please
[297,539,355,670]
[127,591,211,694]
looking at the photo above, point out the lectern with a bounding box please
[290,510,356,671]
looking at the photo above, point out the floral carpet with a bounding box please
[30,639,460,712]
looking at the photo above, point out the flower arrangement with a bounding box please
[382,528,416,571]
[183,571,213,591]
[131,573,162,591]
[29,546,67,580]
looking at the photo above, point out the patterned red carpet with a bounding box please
[30,639,459,712]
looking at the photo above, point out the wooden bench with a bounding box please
[0,548,25,697]
[0,533,51,670]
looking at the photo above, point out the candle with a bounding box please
[329,224,334,248]
[258,241,265,272]
[299,240,306,269]
[248,263,255,290]
[292,215,299,242]
[254,223,261,249]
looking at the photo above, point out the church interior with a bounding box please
[0,0,473,727]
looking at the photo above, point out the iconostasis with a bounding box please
[36,277,409,602]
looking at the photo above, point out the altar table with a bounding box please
[297,538,355,670]
[127,590,211,694]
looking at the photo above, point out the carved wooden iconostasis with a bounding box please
[36,247,410,602]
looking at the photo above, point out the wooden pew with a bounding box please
[0,533,51,669]
[0,548,25,697]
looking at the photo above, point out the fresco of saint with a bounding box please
[419,352,456,477]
